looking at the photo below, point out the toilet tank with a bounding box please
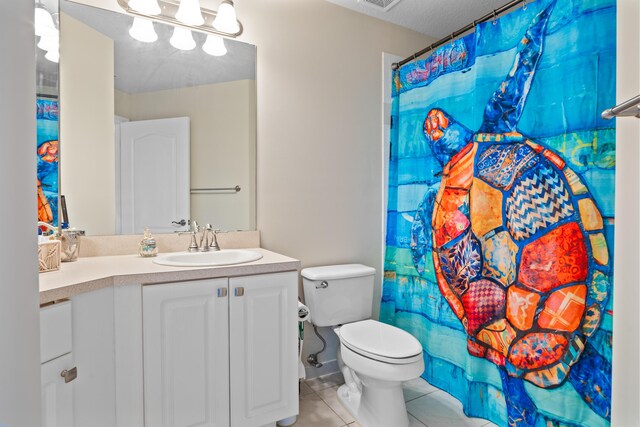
[301,264,376,327]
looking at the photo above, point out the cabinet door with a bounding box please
[143,278,229,427]
[41,353,74,427]
[229,271,298,427]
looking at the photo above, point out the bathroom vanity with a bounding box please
[39,240,300,427]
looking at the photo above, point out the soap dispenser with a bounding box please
[139,227,158,257]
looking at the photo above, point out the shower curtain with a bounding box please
[382,0,616,426]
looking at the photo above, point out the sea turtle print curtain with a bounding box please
[382,0,616,425]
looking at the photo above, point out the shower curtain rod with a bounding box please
[601,94,640,119]
[392,0,526,70]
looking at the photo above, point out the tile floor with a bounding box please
[292,372,498,427]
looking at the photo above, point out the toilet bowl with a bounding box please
[335,320,424,427]
[301,265,425,427]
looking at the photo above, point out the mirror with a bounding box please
[36,0,60,230]
[58,0,256,235]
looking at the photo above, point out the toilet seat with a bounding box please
[338,319,422,364]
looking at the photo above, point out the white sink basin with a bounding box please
[153,249,263,267]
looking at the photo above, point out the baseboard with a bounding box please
[303,358,340,380]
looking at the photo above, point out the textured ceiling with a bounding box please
[59,0,256,94]
[325,0,510,38]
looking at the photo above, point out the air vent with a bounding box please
[357,0,403,12]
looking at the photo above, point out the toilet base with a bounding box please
[337,377,410,427]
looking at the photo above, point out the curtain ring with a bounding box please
[493,10,498,25]
[523,0,527,10]
[450,33,454,42]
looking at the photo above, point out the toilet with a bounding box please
[302,264,424,427]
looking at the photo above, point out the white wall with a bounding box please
[116,80,257,231]
[60,13,116,235]
[0,1,41,425]
[611,0,640,425]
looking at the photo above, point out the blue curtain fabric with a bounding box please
[382,0,616,426]
[36,97,59,226]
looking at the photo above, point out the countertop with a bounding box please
[39,248,301,304]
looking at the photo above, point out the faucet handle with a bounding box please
[208,226,221,251]
[188,220,199,233]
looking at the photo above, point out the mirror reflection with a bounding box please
[36,0,60,230]
[58,0,256,235]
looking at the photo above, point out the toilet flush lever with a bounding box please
[316,281,329,289]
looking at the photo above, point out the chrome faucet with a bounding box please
[198,224,211,251]
[200,224,222,252]
[179,221,221,252]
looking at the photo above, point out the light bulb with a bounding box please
[202,34,227,56]
[175,0,204,26]
[129,17,158,43]
[45,48,59,63]
[37,28,59,51]
[35,5,55,37]
[128,0,161,15]
[212,0,239,34]
[170,27,196,51]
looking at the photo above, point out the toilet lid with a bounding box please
[339,319,422,361]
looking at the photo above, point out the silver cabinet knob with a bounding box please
[234,287,244,297]
[217,288,228,298]
[61,367,78,383]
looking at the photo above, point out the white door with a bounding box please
[143,279,230,427]
[120,117,190,234]
[41,353,75,427]
[229,272,299,427]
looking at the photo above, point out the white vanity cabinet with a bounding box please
[142,271,299,427]
[39,248,301,427]
[40,301,75,427]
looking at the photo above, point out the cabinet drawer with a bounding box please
[40,301,72,364]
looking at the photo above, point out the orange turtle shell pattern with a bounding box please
[431,133,610,389]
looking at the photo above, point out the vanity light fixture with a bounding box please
[37,28,59,51]
[170,27,196,50]
[34,1,55,36]
[175,0,204,26]
[128,0,161,15]
[129,17,158,42]
[116,0,243,38]
[202,34,227,56]
[35,1,59,64]
[44,48,60,63]
[212,0,239,34]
